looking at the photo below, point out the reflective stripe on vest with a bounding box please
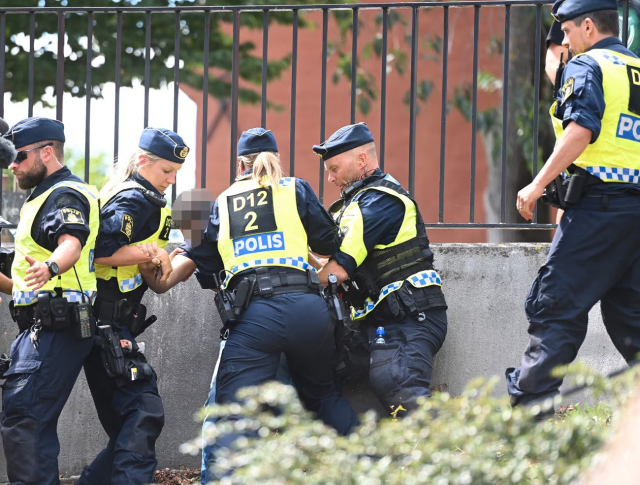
[351,269,442,321]
[550,49,640,182]
[13,289,97,306]
[12,180,100,306]
[217,177,309,287]
[94,181,171,293]
[221,257,315,289]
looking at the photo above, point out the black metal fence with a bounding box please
[0,1,635,231]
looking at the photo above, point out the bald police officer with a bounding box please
[0,117,100,484]
[506,0,640,413]
[316,122,448,415]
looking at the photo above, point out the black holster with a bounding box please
[542,167,601,210]
[97,298,156,338]
[95,325,154,385]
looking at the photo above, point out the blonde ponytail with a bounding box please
[237,151,284,187]
[100,148,162,200]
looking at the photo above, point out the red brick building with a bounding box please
[183,3,510,242]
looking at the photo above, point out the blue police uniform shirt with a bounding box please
[29,166,91,252]
[556,37,640,193]
[559,37,638,139]
[179,175,341,289]
[95,173,165,258]
[332,168,405,277]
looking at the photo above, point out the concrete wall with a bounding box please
[0,243,627,480]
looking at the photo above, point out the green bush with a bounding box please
[181,362,640,484]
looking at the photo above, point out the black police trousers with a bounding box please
[507,189,640,406]
[1,326,94,485]
[201,291,358,483]
[77,325,164,485]
[366,308,448,413]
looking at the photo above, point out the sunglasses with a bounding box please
[14,143,53,164]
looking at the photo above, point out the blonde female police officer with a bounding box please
[1,117,100,484]
[77,128,187,484]
[506,0,640,414]
[316,122,448,415]
[146,127,357,483]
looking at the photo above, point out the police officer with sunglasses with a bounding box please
[0,117,100,484]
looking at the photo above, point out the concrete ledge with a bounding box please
[0,243,627,479]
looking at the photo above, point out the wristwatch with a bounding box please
[44,260,59,280]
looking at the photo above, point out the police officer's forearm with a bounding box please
[141,255,196,294]
[318,259,349,287]
[0,273,12,295]
[51,234,83,274]
[533,122,593,188]
[95,244,156,267]
[545,43,566,84]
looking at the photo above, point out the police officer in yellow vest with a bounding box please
[0,117,100,484]
[77,128,186,484]
[315,123,449,415]
[506,0,640,414]
[154,128,357,482]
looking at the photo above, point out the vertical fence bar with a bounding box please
[113,11,122,162]
[144,11,152,128]
[261,9,269,128]
[173,11,181,133]
[172,10,181,204]
[438,6,449,223]
[532,5,542,223]
[84,12,93,183]
[350,8,359,124]
[622,0,630,47]
[203,10,211,188]
[28,12,35,117]
[229,10,239,185]
[500,6,510,223]
[56,11,65,121]
[408,7,419,197]
[0,13,6,117]
[469,6,480,223]
[379,7,388,171]
[319,8,328,203]
[289,10,298,176]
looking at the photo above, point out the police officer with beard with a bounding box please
[315,122,448,416]
[0,117,100,484]
[506,0,640,415]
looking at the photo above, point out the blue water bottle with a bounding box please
[374,326,386,345]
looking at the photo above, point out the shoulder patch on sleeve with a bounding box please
[61,207,86,225]
[561,77,575,106]
[120,214,134,241]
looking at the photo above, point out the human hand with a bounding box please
[137,242,159,261]
[24,256,51,290]
[516,182,545,221]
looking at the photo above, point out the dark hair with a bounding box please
[573,10,620,36]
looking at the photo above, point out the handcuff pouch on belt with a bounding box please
[96,325,154,384]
